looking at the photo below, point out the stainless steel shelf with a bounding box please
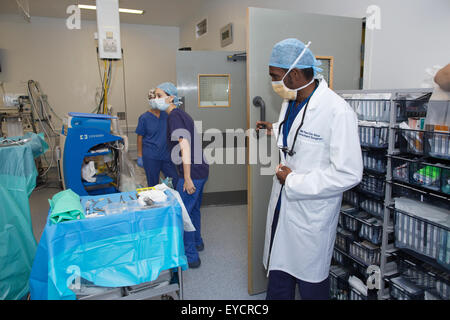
[338,88,448,300]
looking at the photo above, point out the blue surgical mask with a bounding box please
[149,99,158,109]
[152,97,170,111]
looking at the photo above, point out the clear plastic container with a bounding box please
[127,200,144,212]
[104,203,126,215]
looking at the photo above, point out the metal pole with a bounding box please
[178,266,183,300]
[378,93,396,300]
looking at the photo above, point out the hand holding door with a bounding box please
[256,121,273,135]
[253,96,273,136]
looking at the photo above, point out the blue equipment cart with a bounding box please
[59,112,124,196]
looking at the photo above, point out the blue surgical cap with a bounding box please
[269,38,322,75]
[156,82,179,104]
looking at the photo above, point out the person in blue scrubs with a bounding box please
[136,90,178,189]
[152,82,209,269]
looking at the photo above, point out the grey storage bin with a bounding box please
[333,249,345,266]
[391,156,415,183]
[360,196,384,219]
[362,149,387,174]
[359,217,383,245]
[349,288,367,300]
[396,253,450,300]
[438,229,450,271]
[350,99,393,122]
[349,240,381,266]
[342,210,370,233]
[340,205,358,224]
[398,128,426,155]
[436,279,450,300]
[343,190,360,208]
[424,290,442,300]
[389,276,424,300]
[329,265,350,300]
[398,258,437,289]
[394,209,443,261]
[359,174,386,198]
[442,169,450,195]
[342,211,360,233]
[425,131,450,160]
[359,125,389,149]
[410,161,442,192]
[338,212,344,228]
[336,227,353,252]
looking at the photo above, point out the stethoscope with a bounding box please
[277,92,315,157]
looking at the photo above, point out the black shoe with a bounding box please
[188,258,201,269]
[196,243,204,252]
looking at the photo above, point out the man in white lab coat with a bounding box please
[256,38,363,300]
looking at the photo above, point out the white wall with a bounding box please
[179,0,450,89]
[0,14,179,152]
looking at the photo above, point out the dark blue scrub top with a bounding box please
[167,108,209,180]
[276,84,317,212]
[136,111,170,160]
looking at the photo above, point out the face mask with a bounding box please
[272,77,315,100]
[152,97,170,111]
[271,41,314,100]
[149,99,158,109]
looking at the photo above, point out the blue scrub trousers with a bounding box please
[143,157,178,188]
[176,178,207,263]
[266,270,330,300]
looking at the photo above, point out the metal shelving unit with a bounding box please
[335,88,450,300]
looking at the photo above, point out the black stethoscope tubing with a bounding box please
[277,96,313,157]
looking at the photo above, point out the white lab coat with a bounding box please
[262,80,363,283]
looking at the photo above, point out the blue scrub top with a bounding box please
[136,111,170,160]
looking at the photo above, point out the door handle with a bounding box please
[253,96,266,139]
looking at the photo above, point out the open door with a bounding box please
[247,7,363,295]
[177,51,247,205]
